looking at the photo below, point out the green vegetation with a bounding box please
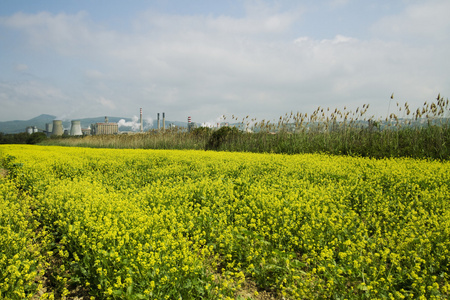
[0,132,47,145]
[1,146,449,299]
[42,96,450,160]
[205,126,242,150]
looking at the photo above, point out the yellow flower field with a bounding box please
[0,145,449,299]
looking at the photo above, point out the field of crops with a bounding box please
[1,145,449,299]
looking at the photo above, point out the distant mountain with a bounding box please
[0,115,193,134]
[0,114,56,134]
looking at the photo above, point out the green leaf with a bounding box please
[127,284,133,295]
[184,279,192,289]
[357,283,368,291]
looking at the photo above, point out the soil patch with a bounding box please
[236,279,281,300]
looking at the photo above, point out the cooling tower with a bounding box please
[26,126,33,134]
[70,120,83,136]
[46,123,53,137]
[51,120,64,136]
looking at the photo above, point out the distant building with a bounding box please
[26,126,39,134]
[91,117,118,135]
[82,128,91,136]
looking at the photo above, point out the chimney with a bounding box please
[105,116,109,123]
[162,112,165,131]
[157,113,160,130]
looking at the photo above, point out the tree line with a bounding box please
[0,132,47,144]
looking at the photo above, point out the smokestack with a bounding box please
[51,120,64,136]
[105,116,109,123]
[70,120,83,136]
[140,108,143,132]
[157,113,160,130]
[162,112,165,131]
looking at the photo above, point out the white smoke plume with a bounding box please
[144,117,154,130]
[118,116,154,131]
[118,116,141,131]
[201,115,226,128]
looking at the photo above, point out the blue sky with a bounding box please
[1,0,449,126]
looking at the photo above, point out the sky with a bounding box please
[1,0,449,126]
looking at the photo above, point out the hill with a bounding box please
[0,114,56,134]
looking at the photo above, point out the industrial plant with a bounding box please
[90,117,119,135]
[18,108,178,136]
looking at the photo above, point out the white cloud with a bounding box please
[85,69,104,79]
[97,96,116,110]
[371,0,450,41]
[0,80,69,119]
[0,1,449,123]
[326,34,357,44]
[0,11,116,57]
[0,80,65,101]
[329,0,351,8]
[15,64,28,71]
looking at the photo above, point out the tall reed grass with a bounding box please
[42,95,450,160]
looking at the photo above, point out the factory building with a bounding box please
[91,116,118,135]
[26,126,39,134]
[82,128,91,135]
